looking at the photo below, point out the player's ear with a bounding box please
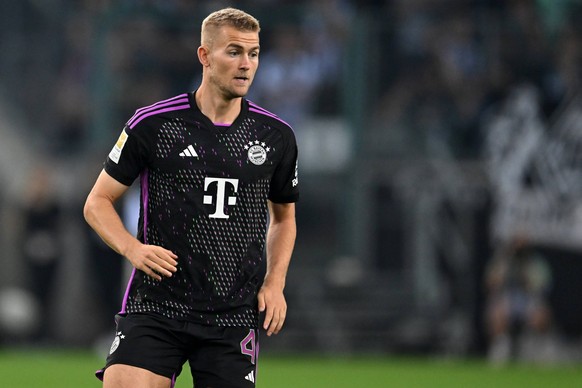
[197,45,210,67]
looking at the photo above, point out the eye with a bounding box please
[250,51,259,59]
[229,50,240,57]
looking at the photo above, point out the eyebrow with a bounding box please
[227,43,260,51]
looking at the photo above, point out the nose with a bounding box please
[239,54,252,70]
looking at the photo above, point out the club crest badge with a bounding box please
[109,331,125,355]
[245,140,270,165]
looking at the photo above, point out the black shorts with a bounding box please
[95,313,259,388]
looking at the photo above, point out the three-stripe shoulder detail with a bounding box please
[247,101,293,129]
[127,94,191,129]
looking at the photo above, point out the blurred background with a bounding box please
[1,0,582,367]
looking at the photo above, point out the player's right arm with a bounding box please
[84,169,178,281]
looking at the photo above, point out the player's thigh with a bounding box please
[190,327,259,388]
[104,364,172,388]
[101,313,188,382]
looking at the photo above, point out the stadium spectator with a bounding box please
[484,235,555,364]
[19,163,64,343]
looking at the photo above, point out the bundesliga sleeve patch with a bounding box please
[109,129,129,164]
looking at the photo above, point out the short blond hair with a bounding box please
[201,7,260,47]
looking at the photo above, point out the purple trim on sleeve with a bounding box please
[127,94,189,126]
[128,104,191,129]
[247,101,292,128]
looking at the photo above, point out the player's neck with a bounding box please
[194,86,242,125]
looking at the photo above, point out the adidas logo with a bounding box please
[245,370,255,383]
[180,145,198,157]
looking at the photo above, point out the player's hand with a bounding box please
[257,280,287,336]
[124,240,178,281]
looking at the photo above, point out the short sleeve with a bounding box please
[104,125,150,186]
[268,129,299,203]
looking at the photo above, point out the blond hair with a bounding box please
[201,7,260,47]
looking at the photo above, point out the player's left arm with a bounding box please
[259,200,296,336]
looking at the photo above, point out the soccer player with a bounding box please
[83,7,299,388]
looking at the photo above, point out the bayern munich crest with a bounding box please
[245,140,270,165]
[109,331,125,355]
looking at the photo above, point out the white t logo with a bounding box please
[203,177,239,219]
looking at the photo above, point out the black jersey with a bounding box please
[104,93,299,328]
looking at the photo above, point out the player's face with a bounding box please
[206,26,260,100]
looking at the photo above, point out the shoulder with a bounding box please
[246,100,295,135]
[125,93,192,134]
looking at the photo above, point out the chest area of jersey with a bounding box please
[153,119,281,177]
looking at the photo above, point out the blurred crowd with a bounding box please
[2,0,582,361]
[369,0,582,161]
[9,0,355,157]
[4,0,582,161]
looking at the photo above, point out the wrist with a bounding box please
[263,273,286,290]
[120,237,140,258]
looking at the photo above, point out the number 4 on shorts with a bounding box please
[240,329,258,365]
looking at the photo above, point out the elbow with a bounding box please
[83,195,96,226]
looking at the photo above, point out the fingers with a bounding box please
[259,290,286,336]
[150,248,178,276]
[263,305,286,336]
[264,308,286,336]
[129,244,178,281]
[258,293,266,313]
[141,264,163,281]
